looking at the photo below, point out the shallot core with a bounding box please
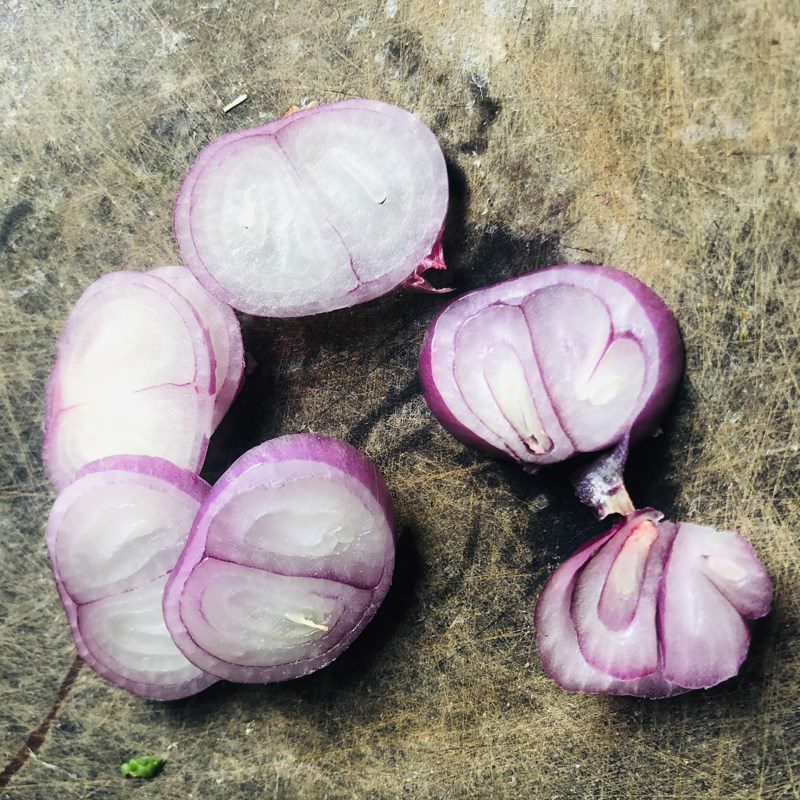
[163,434,396,682]
[174,98,449,317]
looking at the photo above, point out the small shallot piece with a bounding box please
[420,265,683,510]
[150,266,244,428]
[164,434,396,682]
[47,456,218,700]
[535,510,772,697]
[174,99,449,317]
[43,272,215,491]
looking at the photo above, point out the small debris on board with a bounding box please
[120,757,166,779]
[222,94,248,114]
[284,101,318,117]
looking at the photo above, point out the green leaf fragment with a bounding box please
[119,756,165,779]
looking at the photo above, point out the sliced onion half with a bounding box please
[420,265,683,473]
[46,456,217,700]
[151,266,244,428]
[174,99,449,317]
[535,511,772,696]
[43,272,215,491]
[163,434,396,682]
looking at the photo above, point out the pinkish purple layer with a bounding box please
[163,434,396,683]
[534,521,684,698]
[46,456,217,701]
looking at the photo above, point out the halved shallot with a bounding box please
[420,265,683,484]
[43,272,215,491]
[164,434,396,682]
[535,510,772,696]
[174,99,449,317]
[46,456,218,700]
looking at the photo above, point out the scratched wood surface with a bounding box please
[1,1,798,798]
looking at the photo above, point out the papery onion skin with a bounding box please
[420,265,683,471]
[43,272,216,491]
[163,434,396,683]
[535,510,772,697]
[47,456,218,700]
[174,99,449,317]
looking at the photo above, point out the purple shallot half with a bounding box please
[164,434,396,683]
[535,510,772,696]
[174,99,450,318]
[46,456,218,700]
[420,264,683,510]
[43,272,216,491]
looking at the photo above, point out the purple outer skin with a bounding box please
[42,271,216,491]
[163,434,396,683]
[173,99,449,317]
[401,234,452,294]
[46,456,218,701]
[419,264,684,468]
[150,266,245,429]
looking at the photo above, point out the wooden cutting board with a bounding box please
[1,1,797,798]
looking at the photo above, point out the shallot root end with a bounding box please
[402,240,452,294]
[572,436,633,519]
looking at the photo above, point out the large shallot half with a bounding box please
[175,99,449,317]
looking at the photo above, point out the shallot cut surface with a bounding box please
[174,99,449,317]
[535,511,772,696]
[163,434,396,682]
[151,266,244,428]
[47,456,217,700]
[420,265,682,472]
[659,522,772,689]
[43,272,215,490]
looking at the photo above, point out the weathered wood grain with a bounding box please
[1,1,798,797]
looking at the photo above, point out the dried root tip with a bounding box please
[283,101,318,117]
[402,239,452,294]
[603,485,635,518]
[571,435,633,519]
